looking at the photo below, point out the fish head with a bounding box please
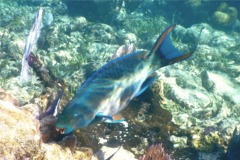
[55,103,94,134]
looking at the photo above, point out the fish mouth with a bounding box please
[56,128,65,134]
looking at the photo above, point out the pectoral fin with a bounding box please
[104,113,125,123]
[135,73,157,97]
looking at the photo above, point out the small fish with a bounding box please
[55,25,194,134]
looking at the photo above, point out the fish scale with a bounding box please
[55,25,195,134]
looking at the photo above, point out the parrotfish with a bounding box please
[55,25,194,134]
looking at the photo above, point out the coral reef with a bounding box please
[148,23,240,158]
[138,143,171,160]
[0,97,92,159]
[1,0,240,159]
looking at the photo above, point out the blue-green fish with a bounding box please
[55,25,194,134]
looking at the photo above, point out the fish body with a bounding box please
[227,127,240,160]
[55,25,194,134]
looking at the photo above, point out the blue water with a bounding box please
[1,1,240,159]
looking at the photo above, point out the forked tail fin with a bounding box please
[149,24,194,66]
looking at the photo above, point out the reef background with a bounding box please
[1,0,240,159]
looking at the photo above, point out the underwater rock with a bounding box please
[158,69,211,109]
[210,30,236,48]
[2,76,43,106]
[212,3,238,28]
[0,100,41,159]
[169,85,211,109]
[117,29,138,44]
[198,152,222,160]
[152,61,235,154]
[94,145,137,160]
[73,16,88,30]
[170,135,188,149]
[0,99,92,159]
[184,0,202,8]
[174,23,236,49]
[232,19,240,32]
[177,23,213,45]
[191,130,224,152]
[0,88,19,106]
[65,1,141,23]
[201,71,240,104]
[84,23,116,44]
[86,42,118,70]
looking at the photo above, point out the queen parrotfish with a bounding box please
[55,24,194,134]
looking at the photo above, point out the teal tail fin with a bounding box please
[150,24,194,66]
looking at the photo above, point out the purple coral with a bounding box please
[111,43,135,59]
[139,143,171,160]
[20,7,43,82]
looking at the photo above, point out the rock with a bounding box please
[201,71,240,104]
[0,99,92,160]
[211,3,238,28]
[0,100,41,159]
[158,69,211,109]
[170,135,188,149]
[84,23,116,44]
[174,23,213,45]
[0,88,19,106]
[174,23,236,49]
[198,152,222,160]
[170,86,211,109]
[94,145,137,160]
[211,30,236,48]
[117,29,138,44]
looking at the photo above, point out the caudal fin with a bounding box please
[150,24,194,66]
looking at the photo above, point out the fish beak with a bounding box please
[56,128,65,134]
